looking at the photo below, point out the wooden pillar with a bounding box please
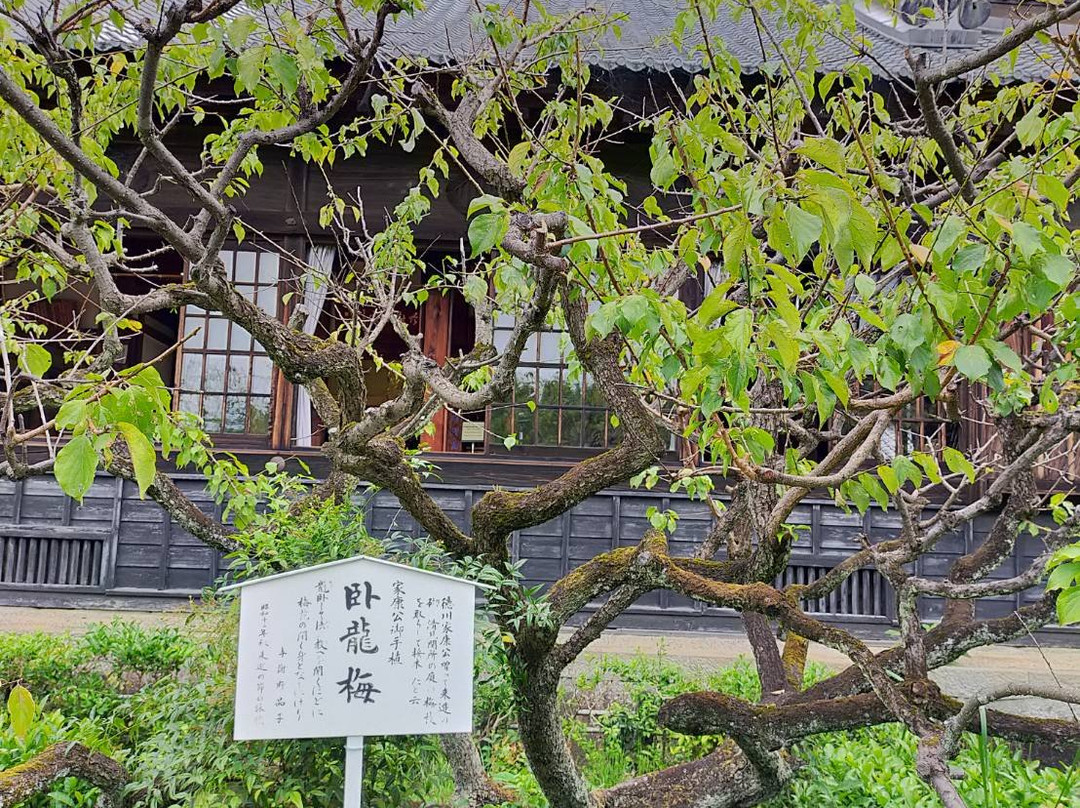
[271,235,305,451]
[421,294,452,452]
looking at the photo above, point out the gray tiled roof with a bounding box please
[21,0,1064,82]
[373,0,1058,81]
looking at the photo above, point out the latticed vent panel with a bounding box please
[0,534,104,587]
[777,564,891,618]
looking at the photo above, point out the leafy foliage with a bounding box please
[2,0,1080,803]
[226,491,387,580]
[4,618,1076,808]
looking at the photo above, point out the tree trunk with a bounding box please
[440,733,515,807]
[741,613,786,700]
[517,666,595,808]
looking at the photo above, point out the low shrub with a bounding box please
[227,499,387,581]
[0,688,117,808]
[81,620,194,679]
[772,723,1079,808]
[0,621,190,724]
[2,617,1079,807]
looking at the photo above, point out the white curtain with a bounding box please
[294,244,335,447]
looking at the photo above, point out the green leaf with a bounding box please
[117,422,157,497]
[507,141,531,174]
[226,15,256,49]
[467,213,505,257]
[953,244,987,274]
[1012,222,1043,261]
[858,472,889,509]
[854,274,876,300]
[889,313,926,354]
[796,137,846,173]
[912,451,942,484]
[952,344,992,381]
[845,479,870,513]
[18,344,51,377]
[892,455,923,489]
[933,216,967,258]
[55,435,98,502]
[467,194,502,217]
[847,337,873,376]
[55,399,89,431]
[943,446,976,483]
[650,150,678,188]
[698,286,736,326]
[722,218,751,269]
[785,204,822,263]
[589,301,619,337]
[1048,561,1080,592]
[1057,586,1080,626]
[1041,380,1060,414]
[7,684,34,741]
[616,295,659,338]
[1016,104,1044,147]
[765,208,794,260]
[236,47,265,93]
[268,51,300,95]
[982,340,1023,373]
[720,309,753,353]
[848,202,879,268]
[1037,253,1074,287]
[877,464,900,494]
[1037,174,1069,210]
[764,321,799,372]
[463,275,488,306]
[819,369,850,407]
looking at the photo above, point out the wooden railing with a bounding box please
[0,525,111,589]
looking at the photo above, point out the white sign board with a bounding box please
[224,555,490,808]
[227,555,483,741]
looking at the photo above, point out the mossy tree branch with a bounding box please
[0,743,128,808]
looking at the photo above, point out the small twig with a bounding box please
[546,206,740,248]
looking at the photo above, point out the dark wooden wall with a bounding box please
[0,471,1064,642]
[114,121,657,249]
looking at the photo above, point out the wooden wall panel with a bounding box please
[0,471,1069,637]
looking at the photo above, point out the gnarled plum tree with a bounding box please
[1,0,1080,806]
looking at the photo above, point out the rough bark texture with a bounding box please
[439,734,515,807]
[517,666,595,808]
[595,742,773,808]
[661,686,1080,756]
[0,743,128,808]
[789,597,1057,704]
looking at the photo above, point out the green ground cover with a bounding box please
[1,611,1076,807]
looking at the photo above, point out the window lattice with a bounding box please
[487,316,618,450]
[176,249,279,436]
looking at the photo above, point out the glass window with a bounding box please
[176,249,280,438]
[894,398,960,456]
[487,316,619,451]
